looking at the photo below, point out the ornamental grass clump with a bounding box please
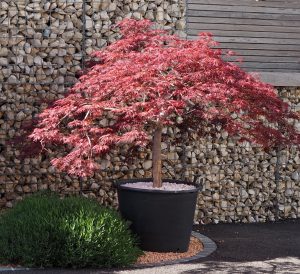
[0,193,142,268]
[30,19,300,187]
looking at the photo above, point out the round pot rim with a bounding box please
[115,178,201,194]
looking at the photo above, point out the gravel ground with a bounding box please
[1,219,300,274]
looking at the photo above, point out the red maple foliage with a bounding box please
[30,19,300,186]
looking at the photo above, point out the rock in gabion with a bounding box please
[0,0,299,224]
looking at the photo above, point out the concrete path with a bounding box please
[1,219,300,274]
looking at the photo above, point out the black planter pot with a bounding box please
[115,178,200,252]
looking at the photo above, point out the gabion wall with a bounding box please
[0,0,299,223]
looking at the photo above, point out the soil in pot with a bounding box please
[122,182,196,191]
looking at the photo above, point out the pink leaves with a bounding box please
[30,19,300,177]
[117,130,149,146]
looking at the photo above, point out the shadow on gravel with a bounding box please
[192,219,300,263]
[181,259,300,274]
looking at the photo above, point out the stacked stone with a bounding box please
[0,0,84,209]
[191,134,299,224]
[83,0,186,55]
[0,0,299,224]
[276,88,300,221]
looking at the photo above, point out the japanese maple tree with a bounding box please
[30,19,300,188]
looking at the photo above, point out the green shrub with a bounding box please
[0,192,142,268]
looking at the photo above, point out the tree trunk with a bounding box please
[152,124,163,188]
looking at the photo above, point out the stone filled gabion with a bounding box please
[0,0,299,223]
